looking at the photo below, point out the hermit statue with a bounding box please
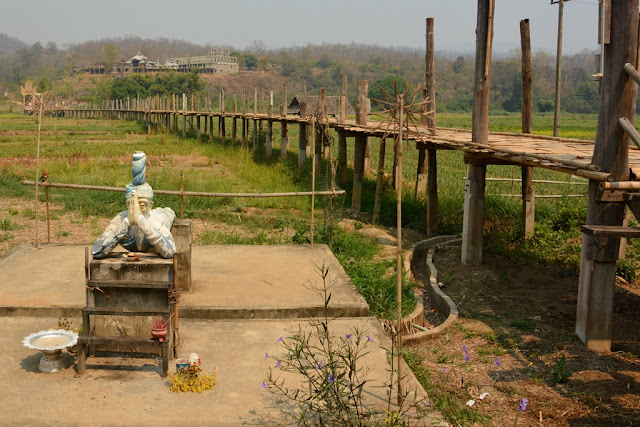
[92,151,176,259]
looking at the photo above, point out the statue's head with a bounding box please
[126,183,154,215]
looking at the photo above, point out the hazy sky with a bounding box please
[1,0,602,54]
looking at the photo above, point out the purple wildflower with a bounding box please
[316,361,324,369]
[441,367,447,373]
[345,333,353,340]
[276,336,284,343]
[518,398,528,413]
[462,345,470,362]
[275,360,282,368]
[366,335,374,343]
[328,373,336,383]
[494,357,501,367]
[260,381,268,388]
[265,352,270,360]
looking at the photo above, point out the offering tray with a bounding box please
[23,329,78,373]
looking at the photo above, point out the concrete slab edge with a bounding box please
[180,305,370,320]
[403,235,461,345]
[0,305,82,318]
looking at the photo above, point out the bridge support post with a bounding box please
[281,122,288,160]
[462,163,486,264]
[373,137,386,224]
[351,80,368,211]
[232,93,238,145]
[426,147,438,237]
[338,130,347,185]
[299,98,308,167]
[462,0,494,264]
[577,0,638,352]
[522,167,535,237]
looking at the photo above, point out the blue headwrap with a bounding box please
[125,151,154,201]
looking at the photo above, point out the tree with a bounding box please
[452,56,465,74]
[37,75,50,93]
[537,100,554,113]
[45,41,57,55]
[244,53,258,70]
[369,75,406,109]
[502,75,522,112]
[98,44,120,72]
[249,40,267,57]
[316,54,333,69]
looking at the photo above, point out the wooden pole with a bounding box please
[299,95,307,167]
[338,130,347,185]
[521,19,533,134]
[577,0,638,352]
[182,93,186,139]
[351,80,368,211]
[338,74,348,184]
[180,173,185,219]
[425,18,438,236]
[396,94,404,406]
[521,18,535,238]
[46,185,50,244]
[462,0,494,265]
[21,180,344,198]
[339,73,347,123]
[241,90,247,148]
[311,117,316,249]
[34,95,43,248]
[281,84,288,159]
[253,88,258,149]
[373,138,386,224]
[232,93,237,144]
[417,17,437,199]
[426,147,438,237]
[281,121,288,160]
[319,89,330,159]
[364,98,372,174]
[553,0,565,137]
[221,91,226,140]
[267,91,273,158]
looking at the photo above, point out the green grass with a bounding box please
[1,107,636,311]
[326,228,418,319]
[404,349,493,426]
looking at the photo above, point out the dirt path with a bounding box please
[409,246,640,426]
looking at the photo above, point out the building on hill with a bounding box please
[80,63,105,74]
[287,95,355,117]
[114,51,158,76]
[167,48,239,74]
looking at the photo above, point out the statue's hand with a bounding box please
[129,191,141,226]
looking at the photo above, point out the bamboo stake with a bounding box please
[311,117,316,249]
[34,95,43,248]
[46,186,50,244]
[21,180,344,198]
[396,94,404,406]
[180,173,185,219]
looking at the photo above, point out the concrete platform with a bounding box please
[0,244,446,425]
[0,316,446,426]
[0,244,369,319]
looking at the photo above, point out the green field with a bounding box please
[0,108,637,299]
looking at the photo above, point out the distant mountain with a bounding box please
[0,33,27,58]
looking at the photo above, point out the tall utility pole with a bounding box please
[552,0,569,137]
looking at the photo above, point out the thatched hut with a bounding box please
[287,95,355,117]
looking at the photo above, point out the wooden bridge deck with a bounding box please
[53,108,640,183]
